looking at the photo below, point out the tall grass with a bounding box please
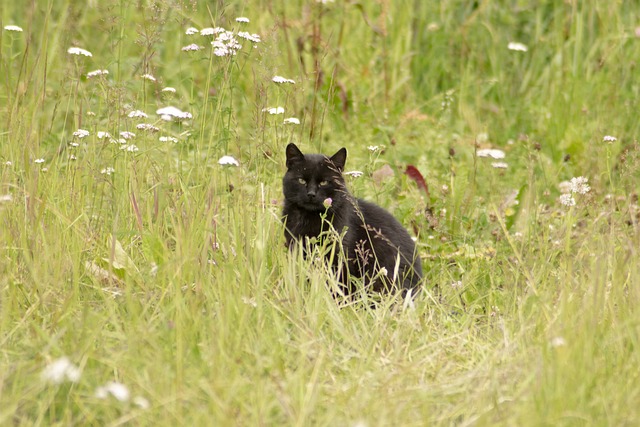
[1,0,639,425]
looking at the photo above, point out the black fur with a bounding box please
[282,143,422,296]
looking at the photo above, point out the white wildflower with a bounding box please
[86,69,109,78]
[136,123,160,132]
[119,131,136,139]
[34,158,45,164]
[5,161,12,166]
[559,193,576,207]
[242,296,257,307]
[507,42,528,52]
[491,162,508,169]
[185,27,199,35]
[476,148,506,159]
[69,142,79,147]
[367,145,380,152]
[603,135,617,143]
[73,129,90,138]
[133,396,150,409]
[128,110,148,119]
[558,180,571,194]
[237,31,261,43]
[95,381,130,402]
[159,136,178,143]
[97,131,112,139]
[344,170,364,178]
[283,117,300,125]
[69,154,77,160]
[569,176,590,195]
[182,43,203,52]
[263,107,284,115]
[0,194,12,202]
[141,73,156,82]
[156,106,192,120]
[4,25,23,32]
[119,144,139,152]
[67,47,92,57]
[218,155,239,166]
[451,280,463,290]
[550,336,567,348]
[236,17,250,23]
[41,357,81,384]
[101,167,115,175]
[272,75,295,84]
[161,87,176,93]
[200,27,225,36]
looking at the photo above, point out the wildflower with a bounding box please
[0,194,12,202]
[34,158,45,164]
[67,47,92,57]
[451,280,463,290]
[97,131,112,139]
[119,131,136,139]
[159,136,178,143]
[367,145,380,152]
[218,155,239,166]
[491,162,508,169]
[323,197,332,208]
[263,107,284,115]
[69,142,79,147]
[550,336,567,348]
[4,161,11,166]
[136,123,160,132]
[237,31,261,43]
[4,25,23,32]
[156,106,192,120]
[69,154,77,160]
[559,193,576,207]
[161,87,176,93]
[569,176,590,195]
[41,357,81,384]
[507,42,528,52]
[272,75,295,84]
[344,170,364,178]
[283,117,300,125]
[101,167,115,175]
[86,69,109,78]
[128,110,148,119]
[185,27,199,35]
[476,148,505,159]
[200,27,225,36]
[603,135,617,143]
[476,132,489,143]
[133,396,150,409]
[182,43,203,52]
[242,296,257,307]
[73,129,90,138]
[141,74,156,82]
[95,381,130,402]
[558,181,571,194]
[120,144,139,152]
[236,17,250,23]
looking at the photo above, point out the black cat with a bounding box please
[282,143,422,297]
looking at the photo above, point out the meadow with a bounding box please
[1,0,640,425]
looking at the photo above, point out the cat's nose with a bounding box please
[307,190,316,200]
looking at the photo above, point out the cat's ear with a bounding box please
[285,143,305,168]
[329,147,347,171]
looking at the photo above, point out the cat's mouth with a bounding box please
[299,201,325,212]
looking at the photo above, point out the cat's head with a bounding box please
[283,143,347,212]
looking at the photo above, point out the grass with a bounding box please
[1,0,640,425]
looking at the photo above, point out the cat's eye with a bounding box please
[298,178,306,185]
[319,180,329,187]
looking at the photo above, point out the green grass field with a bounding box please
[2,0,640,425]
